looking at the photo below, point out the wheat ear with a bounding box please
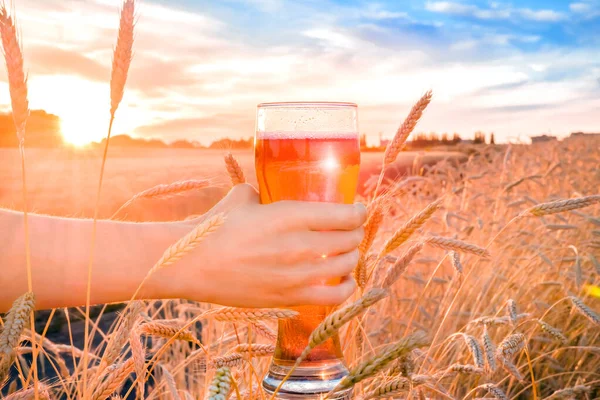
[208,367,233,400]
[202,307,298,322]
[383,91,433,166]
[101,301,142,368]
[381,242,424,288]
[425,236,490,258]
[249,321,277,342]
[4,384,51,400]
[479,383,508,400]
[84,2,136,394]
[0,5,28,142]
[547,385,591,399]
[230,344,275,357]
[462,334,485,369]
[225,153,246,186]
[355,205,384,288]
[496,333,525,360]
[0,292,35,381]
[90,359,134,400]
[111,179,210,219]
[129,327,146,399]
[138,322,200,346]
[523,195,600,217]
[380,197,443,257]
[482,325,497,373]
[363,377,411,400]
[146,213,224,278]
[209,353,244,369]
[328,331,429,395]
[160,364,181,400]
[110,0,134,115]
[536,319,568,344]
[296,288,388,365]
[506,299,518,327]
[567,296,600,325]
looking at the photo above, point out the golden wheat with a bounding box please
[224,153,246,186]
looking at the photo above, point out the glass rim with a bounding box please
[257,101,357,109]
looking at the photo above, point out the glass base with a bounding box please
[262,360,352,399]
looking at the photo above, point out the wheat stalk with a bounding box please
[84,2,136,394]
[111,179,211,219]
[208,367,233,400]
[296,288,388,365]
[380,242,424,288]
[425,236,490,258]
[446,364,484,375]
[90,359,134,400]
[203,307,298,322]
[380,198,443,257]
[146,213,224,278]
[225,153,246,186]
[523,195,600,216]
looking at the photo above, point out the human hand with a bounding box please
[168,184,366,308]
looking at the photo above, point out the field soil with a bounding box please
[0,147,466,220]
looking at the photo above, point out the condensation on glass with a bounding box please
[255,102,360,399]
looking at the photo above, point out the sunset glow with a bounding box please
[3,0,598,146]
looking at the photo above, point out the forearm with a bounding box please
[0,209,192,312]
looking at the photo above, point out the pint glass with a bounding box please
[255,102,360,398]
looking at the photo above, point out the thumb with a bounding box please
[185,183,259,225]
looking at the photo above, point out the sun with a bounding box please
[60,112,108,147]
[29,75,115,146]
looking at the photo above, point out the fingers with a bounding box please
[271,201,367,231]
[292,275,356,306]
[301,249,360,284]
[295,229,364,259]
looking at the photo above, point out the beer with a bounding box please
[255,131,360,364]
[256,102,359,398]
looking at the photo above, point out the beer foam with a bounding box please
[257,131,358,140]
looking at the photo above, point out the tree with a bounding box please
[490,132,495,145]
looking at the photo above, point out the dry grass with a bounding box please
[1,1,599,399]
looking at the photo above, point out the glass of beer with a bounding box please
[255,102,360,399]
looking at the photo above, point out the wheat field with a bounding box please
[1,1,599,399]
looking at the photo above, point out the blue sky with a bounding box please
[5,0,600,144]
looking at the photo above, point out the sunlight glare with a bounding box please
[29,75,112,146]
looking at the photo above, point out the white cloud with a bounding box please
[426,1,565,22]
[518,8,565,21]
[570,2,591,12]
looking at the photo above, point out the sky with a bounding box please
[2,0,599,145]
